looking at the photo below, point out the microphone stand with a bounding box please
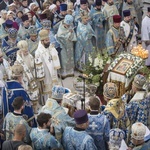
[81,77,85,110]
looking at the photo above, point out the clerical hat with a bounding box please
[39,13,47,20]
[109,128,125,146]
[49,4,57,11]
[39,29,49,40]
[73,110,88,124]
[11,64,24,77]
[80,0,87,4]
[132,74,146,89]
[41,20,51,30]
[29,26,37,35]
[103,82,118,100]
[52,85,70,101]
[8,28,18,38]
[131,122,146,140]
[5,20,13,28]
[113,15,121,23]
[64,14,73,25]
[21,15,29,22]
[123,10,131,17]
[95,0,102,6]
[60,4,67,11]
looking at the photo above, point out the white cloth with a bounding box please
[16,54,39,101]
[141,15,150,66]
[120,20,138,52]
[130,91,146,103]
[119,140,128,150]
[107,71,134,88]
[0,59,11,80]
[49,4,56,11]
[35,42,60,95]
[142,16,150,42]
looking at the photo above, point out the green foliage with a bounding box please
[83,52,110,90]
[139,64,150,79]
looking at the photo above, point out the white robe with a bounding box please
[0,59,11,80]
[120,20,138,52]
[141,15,150,66]
[35,42,60,101]
[16,54,39,101]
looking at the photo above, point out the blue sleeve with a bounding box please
[48,135,62,149]
[104,116,110,142]
[106,31,115,55]
[2,87,9,117]
[85,137,98,150]
[126,102,139,124]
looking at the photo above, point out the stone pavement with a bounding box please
[58,71,82,92]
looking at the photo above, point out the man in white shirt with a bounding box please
[120,9,138,52]
[35,29,61,104]
[141,7,150,66]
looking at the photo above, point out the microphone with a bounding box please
[78,75,89,80]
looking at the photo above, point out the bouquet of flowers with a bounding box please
[83,53,110,93]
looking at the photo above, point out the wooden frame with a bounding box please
[112,58,134,75]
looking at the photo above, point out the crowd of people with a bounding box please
[0,0,150,149]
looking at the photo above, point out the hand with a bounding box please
[69,29,73,33]
[111,54,116,58]
[99,25,103,28]
[127,147,132,150]
[0,133,4,138]
[50,125,55,135]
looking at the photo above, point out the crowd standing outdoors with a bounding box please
[0,0,150,149]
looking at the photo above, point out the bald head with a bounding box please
[18,145,33,150]
[14,124,26,136]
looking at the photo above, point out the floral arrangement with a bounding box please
[139,65,150,79]
[83,53,110,92]
[108,53,143,78]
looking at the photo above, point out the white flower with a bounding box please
[94,57,100,67]
[89,55,93,64]
[89,73,93,77]
[95,66,99,71]
[100,73,104,77]
[99,59,103,68]
[106,57,111,64]
[95,82,100,86]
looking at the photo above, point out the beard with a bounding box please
[21,108,25,114]
[46,125,51,131]
[108,2,114,5]
[0,59,3,64]
[21,53,33,69]
[126,19,131,23]
[96,8,101,11]
[44,42,50,48]
[127,1,133,5]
